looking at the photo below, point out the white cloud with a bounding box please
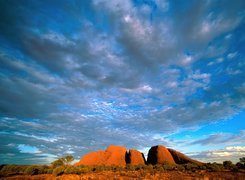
[227,52,238,59]
[123,15,131,23]
[138,85,153,93]
[190,131,245,146]
[226,146,245,151]
[191,71,211,83]
[14,132,62,143]
[208,57,224,66]
[191,146,245,163]
[167,81,178,88]
[179,54,194,66]
[93,0,132,15]
[18,144,41,154]
[42,32,75,46]
[155,0,169,12]
[196,12,241,42]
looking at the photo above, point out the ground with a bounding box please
[1,170,245,180]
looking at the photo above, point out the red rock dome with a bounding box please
[147,145,175,165]
[126,149,146,165]
[76,145,127,167]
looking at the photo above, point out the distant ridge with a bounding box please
[76,145,202,167]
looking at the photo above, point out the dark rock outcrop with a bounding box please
[126,149,146,165]
[167,148,203,165]
[147,145,175,165]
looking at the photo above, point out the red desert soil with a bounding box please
[2,171,245,180]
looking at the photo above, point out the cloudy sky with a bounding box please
[0,0,244,164]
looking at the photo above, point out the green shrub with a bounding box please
[199,164,207,170]
[126,165,136,171]
[0,164,6,171]
[0,165,27,176]
[112,166,123,172]
[236,162,243,169]
[92,165,123,172]
[41,165,53,174]
[231,166,239,172]
[79,166,91,173]
[223,161,233,169]
[46,168,53,174]
[147,164,154,170]
[184,163,198,170]
[53,166,66,176]
[153,164,162,170]
[137,164,148,170]
[205,163,224,172]
[23,165,52,175]
[64,166,80,174]
[64,165,91,174]
[92,165,105,172]
[152,164,164,172]
[126,164,148,171]
[51,159,64,168]
[239,157,245,164]
[162,164,176,170]
[24,165,39,175]
[51,155,74,168]
[176,164,185,171]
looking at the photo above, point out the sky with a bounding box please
[0,0,244,165]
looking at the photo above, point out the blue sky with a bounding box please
[0,0,244,164]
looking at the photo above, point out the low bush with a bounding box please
[92,165,107,172]
[176,164,185,171]
[184,163,199,170]
[64,166,80,174]
[146,164,154,170]
[155,166,165,172]
[205,163,224,172]
[0,165,27,176]
[198,164,207,170]
[78,166,91,173]
[24,165,39,175]
[53,166,66,176]
[46,168,53,174]
[112,166,123,172]
[223,161,233,169]
[126,164,136,171]
[231,166,239,172]
[162,164,176,170]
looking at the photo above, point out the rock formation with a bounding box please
[104,145,127,166]
[167,148,203,165]
[75,150,107,166]
[76,144,202,167]
[76,145,127,167]
[147,145,175,165]
[126,149,146,165]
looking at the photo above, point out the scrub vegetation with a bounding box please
[0,157,244,178]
